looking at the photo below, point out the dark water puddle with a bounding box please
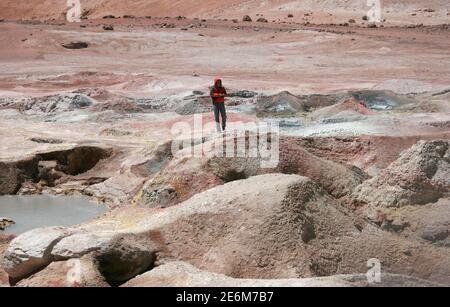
[0,195,106,235]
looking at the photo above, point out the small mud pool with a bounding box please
[0,195,106,234]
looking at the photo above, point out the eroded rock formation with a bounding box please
[4,174,450,286]
[353,140,449,208]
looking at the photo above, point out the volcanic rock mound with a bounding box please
[139,135,367,207]
[137,174,450,283]
[277,137,368,198]
[379,198,450,246]
[0,145,113,195]
[353,140,450,208]
[3,174,450,286]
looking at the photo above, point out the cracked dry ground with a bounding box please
[0,18,449,287]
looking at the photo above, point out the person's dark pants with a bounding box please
[213,103,226,132]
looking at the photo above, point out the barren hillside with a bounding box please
[0,0,449,24]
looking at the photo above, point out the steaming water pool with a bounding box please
[0,195,106,235]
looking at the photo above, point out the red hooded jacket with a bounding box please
[210,78,227,104]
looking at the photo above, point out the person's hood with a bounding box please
[214,77,222,87]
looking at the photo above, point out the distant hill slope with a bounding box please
[0,0,448,24]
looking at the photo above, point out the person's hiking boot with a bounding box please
[216,122,222,133]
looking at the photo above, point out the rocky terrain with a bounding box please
[0,1,449,287]
[0,218,15,231]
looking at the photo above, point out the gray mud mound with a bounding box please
[351,90,417,111]
[0,93,95,115]
[35,94,94,113]
[256,91,307,117]
[256,91,350,117]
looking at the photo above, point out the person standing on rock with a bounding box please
[210,77,227,132]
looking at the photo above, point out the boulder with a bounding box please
[0,233,15,286]
[0,156,39,195]
[94,235,156,286]
[61,42,89,49]
[3,227,155,286]
[51,231,156,284]
[0,268,8,286]
[16,255,109,287]
[242,15,252,22]
[0,218,15,231]
[51,232,115,260]
[2,227,73,280]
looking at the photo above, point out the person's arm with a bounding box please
[215,88,226,97]
[211,88,224,98]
